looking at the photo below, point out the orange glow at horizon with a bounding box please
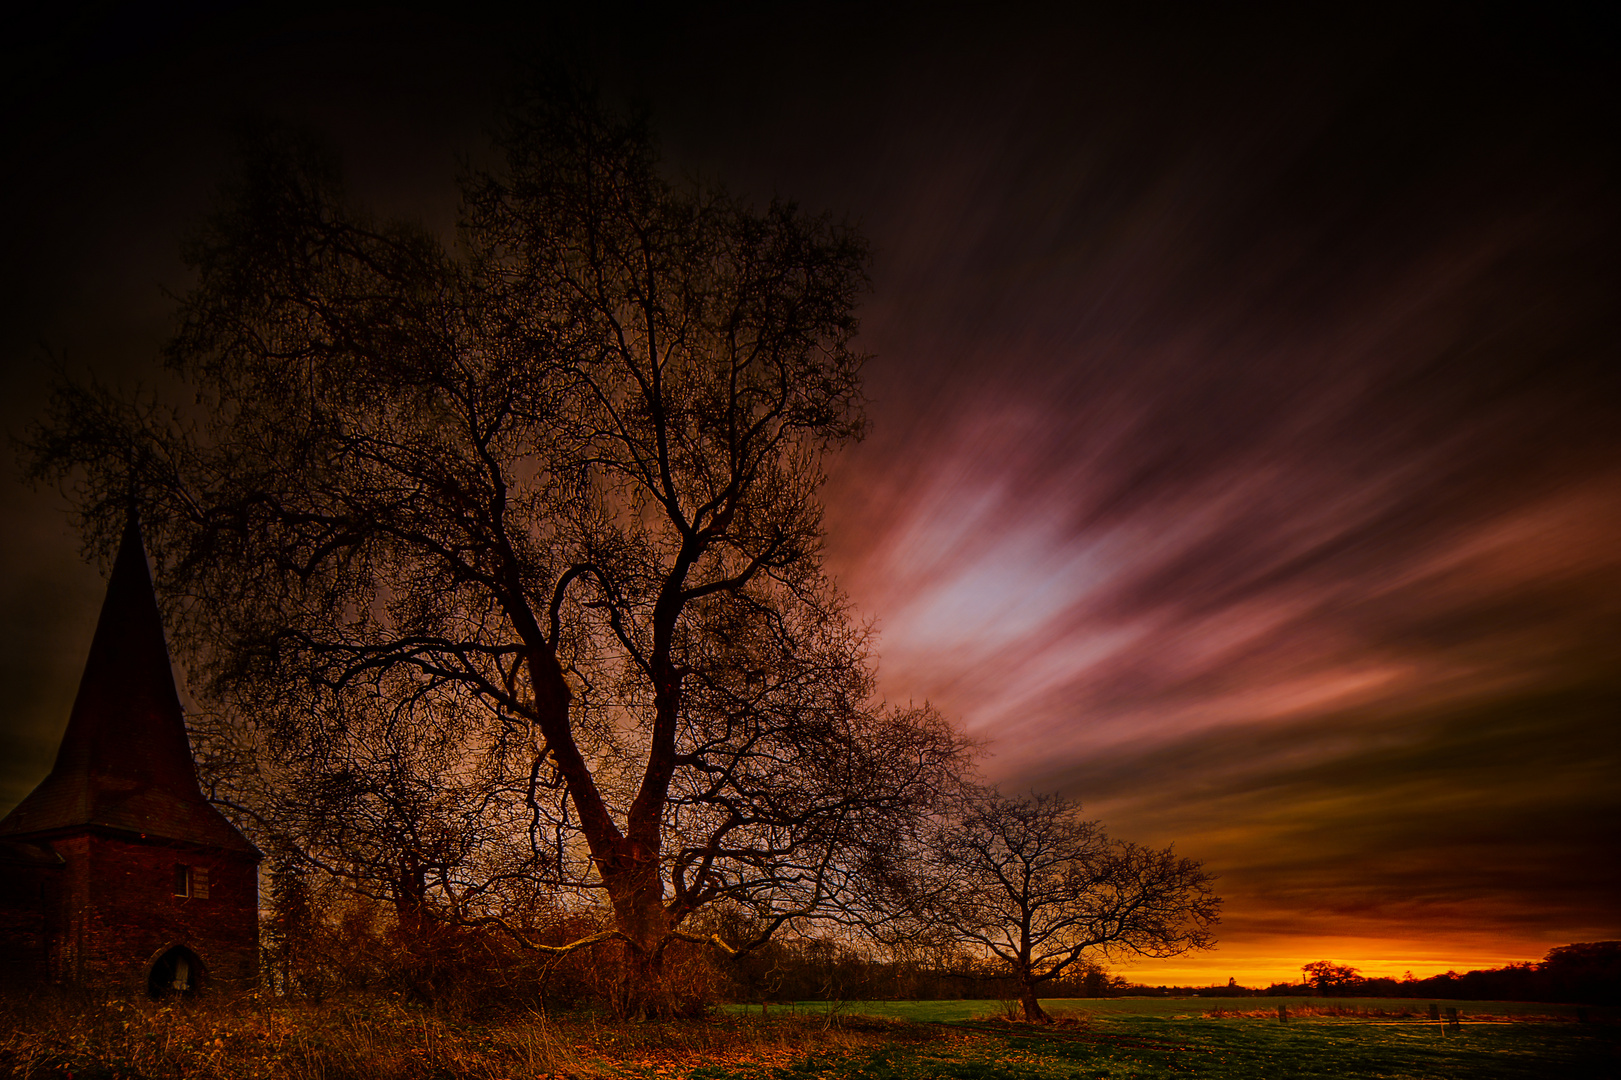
[1111,933,1564,990]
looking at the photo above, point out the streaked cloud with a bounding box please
[807,13,1620,981]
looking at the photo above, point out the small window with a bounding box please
[174,864,191,897]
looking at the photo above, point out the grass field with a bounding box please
[704,999,1619,1080]
[743,996,1603,1022]
[695,1015,1618,1080]
[5,995,1614,1079]
[700,998,1621,1070]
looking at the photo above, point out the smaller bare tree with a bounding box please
[925,790,1219,1022]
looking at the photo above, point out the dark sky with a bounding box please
[3,3,1617,984]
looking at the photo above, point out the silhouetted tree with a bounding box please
[26,79,968,1016]
[1301,960,1360,995]
[1542,941,1621,1005]
[264,850,318,998]
[919,791,1219,1022]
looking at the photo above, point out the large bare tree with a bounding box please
[923,791,1219,1022]
[27,82,967,1013]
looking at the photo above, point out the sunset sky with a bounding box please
[2,4,1616,988]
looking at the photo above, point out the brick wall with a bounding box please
[50,832,259,995]
[0,859,61,986]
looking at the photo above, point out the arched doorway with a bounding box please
[147,945,204,998]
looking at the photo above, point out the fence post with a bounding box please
[1445,1006,1459,1033]
[1277,1004,1287,1023]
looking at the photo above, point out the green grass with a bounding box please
[730,996,1605,1021]
[701,1006,1620,1080]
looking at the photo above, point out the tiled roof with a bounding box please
[0,837,63,868]
[0,515,258,856]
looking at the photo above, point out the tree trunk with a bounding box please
[1020,978,1049,1023]
[521,637,675,1011]
[521,599,694,1017]
[621,937,668,1019]
[604,854,679,1018]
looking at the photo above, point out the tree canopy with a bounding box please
[27,82,968,1015]
[919,790,1219,1022]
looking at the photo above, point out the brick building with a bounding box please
[0,517,260,996]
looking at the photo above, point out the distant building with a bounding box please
[0,516,260,996]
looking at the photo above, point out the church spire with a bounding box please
[0,513,256,852]
[53,512,197,797]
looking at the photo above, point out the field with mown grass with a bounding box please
[738,996,1604,1021]
[702,1011,1618,1080]
[2,994,1613,1079]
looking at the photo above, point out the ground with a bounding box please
[1,996,1613,1079]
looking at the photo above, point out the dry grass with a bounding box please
[0,992,934,1079]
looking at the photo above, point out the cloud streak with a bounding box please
[800,9,1621,980]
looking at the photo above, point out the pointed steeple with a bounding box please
[0,513,256,853]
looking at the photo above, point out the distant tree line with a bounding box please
[261,862,1136,1013]
[258,812,1174,1015]
[1258,944,1621,1004]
